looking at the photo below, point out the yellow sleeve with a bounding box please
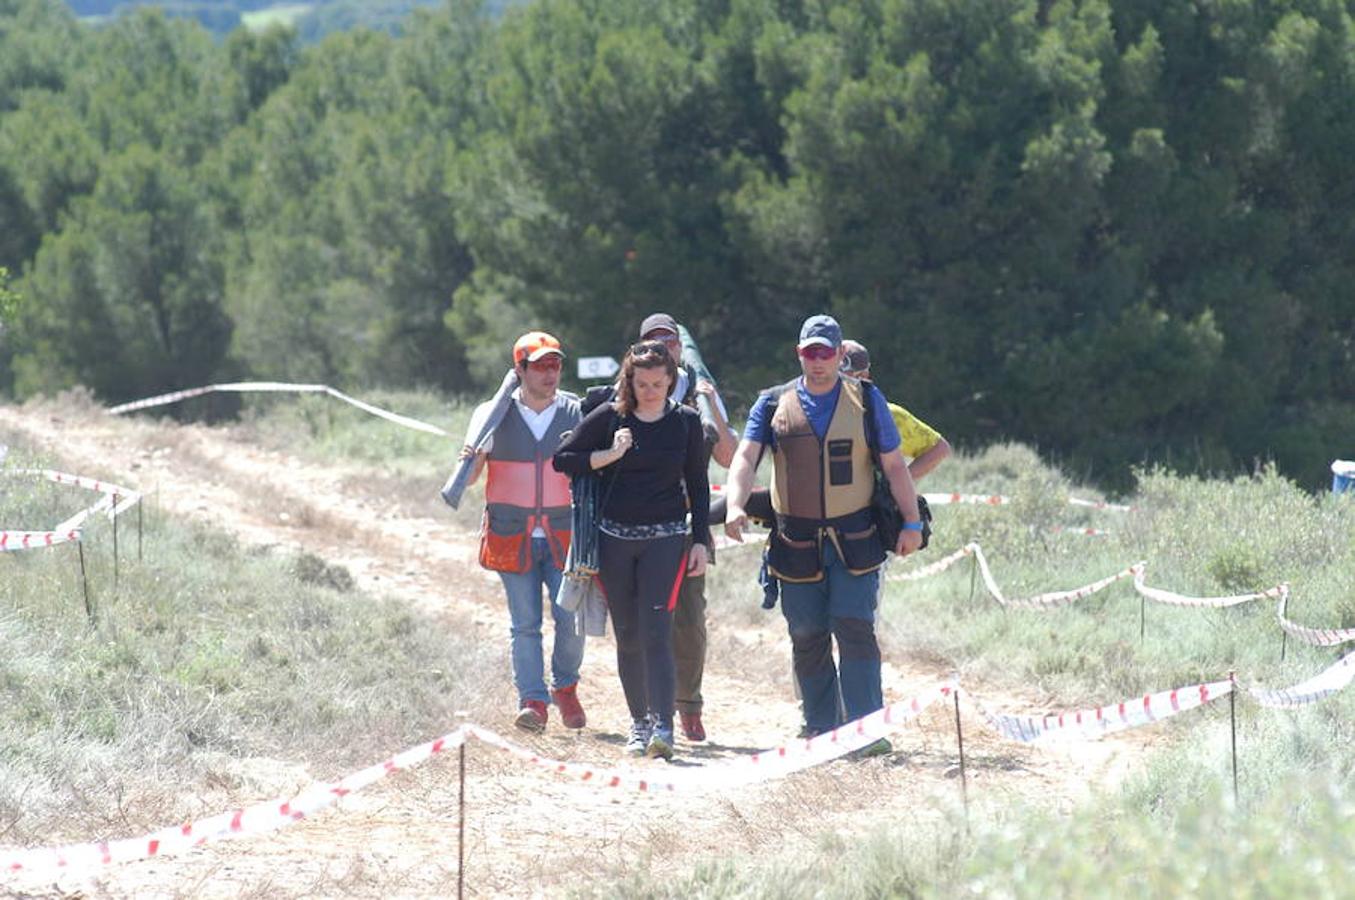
[889,402,942,461]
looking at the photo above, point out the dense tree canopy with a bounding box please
[2,0,1353,489]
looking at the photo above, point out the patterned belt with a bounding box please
[599,518,689,540]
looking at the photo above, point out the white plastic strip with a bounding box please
[0,727,470,875]
[980,679,1233,742]
[470,684,949,793]
[1275,595,1355,647]
[106,382,448,437]
[0,529,81,551]
[970,543,1140,610]
[921,492,1010,506]
[0,686,949,876]
[1249,649,1355,708]
[886,543,976,582]
[1131,565,1285,608]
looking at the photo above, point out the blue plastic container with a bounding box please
[1332,460,1355,495]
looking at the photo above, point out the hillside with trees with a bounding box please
[3,0,1354,490]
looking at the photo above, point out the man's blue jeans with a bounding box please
[780,538,883,734]
[498,537,585,704]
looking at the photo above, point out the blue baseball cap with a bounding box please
[797,314,843,350]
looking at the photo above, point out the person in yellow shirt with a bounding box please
[840,340,951,480]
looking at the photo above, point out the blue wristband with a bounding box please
[902,520,924,532]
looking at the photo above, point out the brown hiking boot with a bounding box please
[551,684,587,730]
[514,700,548,733]
[679,710,706,742]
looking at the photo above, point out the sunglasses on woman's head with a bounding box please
[630,342,668,358]
[798,344,837,361]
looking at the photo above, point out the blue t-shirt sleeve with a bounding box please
[868,386,902,454]
[743,394,775,445]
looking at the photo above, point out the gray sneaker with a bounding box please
[625,717,652,755]
[645,724,675,760]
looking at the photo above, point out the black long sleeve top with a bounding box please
[553,401,710,548]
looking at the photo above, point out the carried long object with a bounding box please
[567,471,603,576]
[440,369,519,509]
[676,324,720,444]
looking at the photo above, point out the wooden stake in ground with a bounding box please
[76,540,93,624]
[1229,670,1239,807]
[458,740,467,900]
[953,688,969,825]
[112,492,120,589]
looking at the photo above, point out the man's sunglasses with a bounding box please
[526,357,562,372]
[798,344,837,361]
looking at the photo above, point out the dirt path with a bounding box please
[0,398,1161,898]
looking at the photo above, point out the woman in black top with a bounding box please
[553,340,710,759]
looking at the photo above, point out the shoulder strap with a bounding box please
[752,383,792,470]
[860,380,889,468]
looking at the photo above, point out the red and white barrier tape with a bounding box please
[2,469,144,552]
[919,493,1132,512]
[0,686,950,876]
[922,492,1011,506]
[886,543,976,582]
[107,382,449,437]
[979,679,1234,743]
[8,468,140,505]
[0,529,81,551]
[1131,565,1285,609]
[470,683,950,793]
[1248,649,1355,708]
[970,543,1141,609]
[1276,595,1355,647]
[0,726,472,875]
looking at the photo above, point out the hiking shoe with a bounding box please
[646,724,675,761]
[679,710,706,742]
[552,684,587,730]
[625,717,653,755]
[514,700,548,733]
[852,737,892,759]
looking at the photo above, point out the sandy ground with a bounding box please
[0,398,1165,898]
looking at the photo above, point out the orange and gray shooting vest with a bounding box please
[479,398,580,573]
[766,377,886,582]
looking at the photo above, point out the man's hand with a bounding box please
[458,444,477,460]
[724,508,748,542]
[894,529,923,557]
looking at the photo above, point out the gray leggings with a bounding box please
[598,532,687,729]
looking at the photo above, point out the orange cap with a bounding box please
[513,331,564,365]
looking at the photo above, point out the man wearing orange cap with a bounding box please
[460,331,587,732]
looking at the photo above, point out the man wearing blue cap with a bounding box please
[722,314,924,750]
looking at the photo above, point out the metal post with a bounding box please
[968,554,978,604]
[953,688,969,825]
[111,493,119,589]
[458,740,467,900]
[137,498,143,563]
[1279,590,1289,662]
[1229,671,1239,807]
[77,541,93,624]
[1139,593,1146,643]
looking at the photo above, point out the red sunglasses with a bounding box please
[526,357,562,372]
[798,344,837,361]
